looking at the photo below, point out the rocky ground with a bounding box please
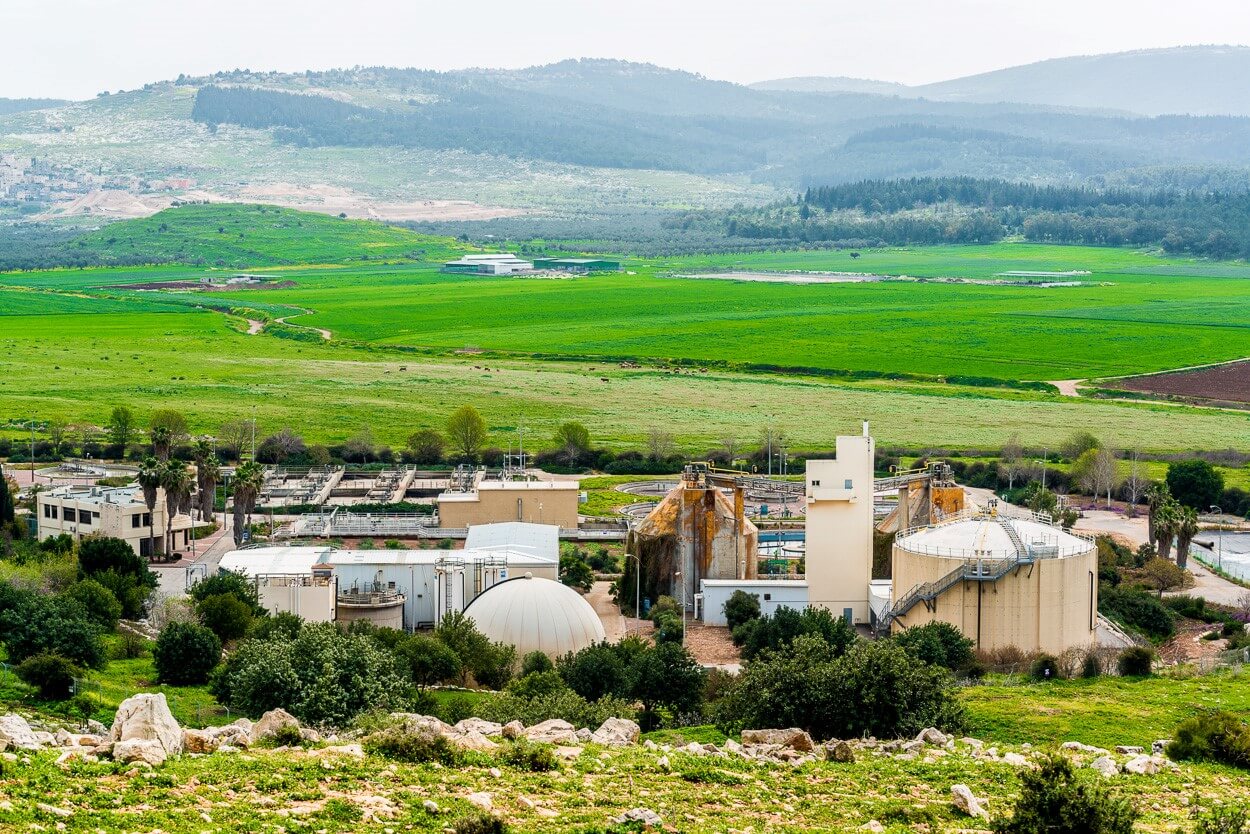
[2,694,1248,832]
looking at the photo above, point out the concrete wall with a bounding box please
[257,579,336,623]
[439,482,579,529]
[336,599,405,630]
[804,435,875,624]
[700,580,809,626]
[890,545,1098,653]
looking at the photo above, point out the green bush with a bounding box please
[631,641,705,720]
[1168,711,1250,770]
[993,754,1136,834]
[248,611,304,641]
[114,632,147,660]
[153,621,222,685]
[16,653,81,700]
[399,634,461,689]
[78,536,157,592]
[737,606,856,660]
[196,593,254,641]
[435,611,515,689]
[210,622,405,726]
[1190,802,1250,834]
[558,642,628,701]
[507,670,569,700]
[649,595,680,622]
[1117,646,1154,677]
[653,611,684,644]
[1030,654,1062,681]
[521,650,553,676]
[723,590,761,630]
[0,590,106,669]
[364,727,462,765]
[500,738,558,772]
[259,723,306,748]
[63,579,122,630]
[452,811,508,834]
[1099,586,1175,640]
[715,635,964,741]
[189,570,265,616]
[90,569,151,620]
[892,621,974,670]
[1080,652,1102,679]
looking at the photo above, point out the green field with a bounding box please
[3,205,1250,453]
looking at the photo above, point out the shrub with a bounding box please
[114,632,147,659]
[893,621,974,670]
[196,592,254,641]
[435,611,516,689]
[653,611,684,644]
[1168,711,1250,769]
[63,579,122,630]
[189,570,265,616]
[715,635,964,740]
[649,595,680,622]
[500,738,558,772]
[1099,586,1175,640]
[248,611,304,641]
[452,811,508,834]
[558,642,628,701]
[631,641,705,719]
[521,650,553,676]
[260,723,306,748]
[0,592,105,669]
[1117,646,1154,677]
[1191,802,1250,834]
[993,754,1136,834]
[1080,651,1102,679]
[559,548,594,592]
[738,606,856,660]
[506,670,569,700]
[399,634,461,689]
[78,536,156,589]
[16,653,81,700]
[364,727,462,765]
[153,621,222,685]
[723,590,761,630]
[1030,654,1062,681]
[210,622,405,726]
[90,568,151,620]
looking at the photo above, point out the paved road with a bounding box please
[151,513,237,598]
[586,580,627,642]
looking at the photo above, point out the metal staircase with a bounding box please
[998,516,1027,557]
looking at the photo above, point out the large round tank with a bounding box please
[463,575,606,658]
[891,514,1097,654]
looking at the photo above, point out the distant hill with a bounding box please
[73,203,461,267]
[749,76,910,96]
[753,46,1250,117]
[0,98,68,116]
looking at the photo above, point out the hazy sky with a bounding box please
[5,0,1250,99]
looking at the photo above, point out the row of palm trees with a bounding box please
[1147,484,1201,570]
[133,438,267,557]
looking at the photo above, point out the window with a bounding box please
[811,480,821,487]
[132,514,142,528]
[844,479,853,489]
[79,512,91,526]
[764,593,772,601]
[64,508,77,523]
[143,513,151,527]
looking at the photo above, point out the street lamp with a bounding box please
[627,552,642,630]
[1210,505,1223,571]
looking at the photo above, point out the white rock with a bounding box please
[951,784,988,819]
[1061,741,1109,755]
[391,713,452,735]
[249,708,300,745]
[590,717,641,747]
[422,800,439,814]
[109,694,183,757]
[467,792,493,811]
[181,729,219,754]
[741,728,814,751]
[517,796,536,810]
[917,727,948,746]
[447,730,499,753]
[0,714,41,751]
[1115,745,1144,755]
[1124,755,1171,775]
[1152,739,1170,755]
[615,808,663,827]
[960,737,984,749]
[454,718,503,737]
[501,720,525,739]
[523,718,577,745]
[861,822,885,833]
[112,739,168,766]
[657,754,670,771]
[1090,756,1120,777]
[311,744,365,758]
[36,803,72,818]
[1003,752,1030,767]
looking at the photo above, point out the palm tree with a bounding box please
[1146,483,1170,553]
[136,457,163,559]
[231,461,265,547]
[160,461,193,557]
[193,439,220,522]
[150,425,173,462]
[1155,499,1180,561]
[1175,506,1200,571]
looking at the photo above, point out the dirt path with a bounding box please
[1048,379,1084,397]
[246,319,265,335]
[586,580,627,642]
[273,308,332,340]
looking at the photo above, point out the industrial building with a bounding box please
[442,253,534,275]
[531,257,621,273]
[216,521,561,630]
[437,469,580,530]
[36,484,193,558]
[883,512,1098,653]
[464,574,605,658]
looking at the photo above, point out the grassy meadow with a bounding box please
[2,204,1250,453]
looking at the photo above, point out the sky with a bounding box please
[5,0,1250,99]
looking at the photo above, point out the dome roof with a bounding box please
[464,575,606,658]
[897,515,1093,560]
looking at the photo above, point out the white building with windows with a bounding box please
[36,484,193,558]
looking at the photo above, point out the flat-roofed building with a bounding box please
[438,473,580,529]
[531,257,621,273]
[442,253,534,275]
[36,483,193,559]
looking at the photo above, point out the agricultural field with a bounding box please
[2,205,1250,454]
[1111,360,1250,406]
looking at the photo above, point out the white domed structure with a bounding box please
[463,575,606,658]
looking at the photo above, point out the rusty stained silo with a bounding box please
[628,476,757,611]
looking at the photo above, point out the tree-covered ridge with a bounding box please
[691,177,1250,258]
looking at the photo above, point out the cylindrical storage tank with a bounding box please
[891,515,1097,654]
[335,592,406,630]
[463,574,606,658]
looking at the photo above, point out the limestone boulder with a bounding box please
[824,740,856,763]
[109,694,183,757]
[501,720,525,739]
[1090,756,1120,777]
[951,784,988,819]
[590,718,641,747]
[0,715,42,751]
[917,727,949,746]
[113,739,169,766]
[524,719,578,745]
[448,730,500,753]
[454,718,503,737]
[740,728,814,751]
[391,713,453,736]
[249,708,300,745]
[182,728,219,754]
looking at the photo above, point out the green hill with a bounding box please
[73,203,462,268]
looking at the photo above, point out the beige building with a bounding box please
[438,475,580,529]
[887,513,1098,654]
[36,484,193,558]
[804,432,876,624]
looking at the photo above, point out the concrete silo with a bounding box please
[885,512,1098,654]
